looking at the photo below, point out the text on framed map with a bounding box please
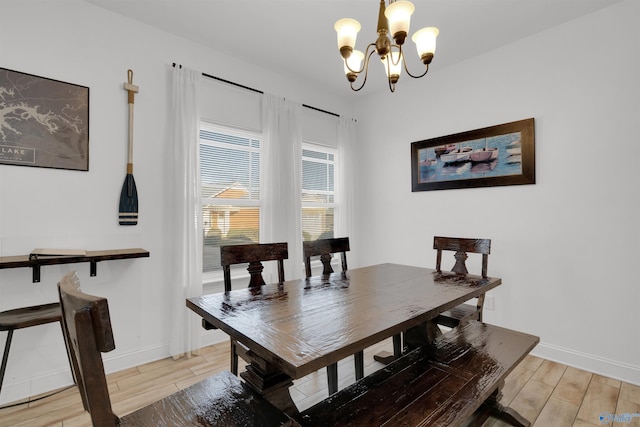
[0,67,89,171]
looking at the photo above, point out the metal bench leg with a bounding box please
[327,362,338,395]
[0,330,14,396]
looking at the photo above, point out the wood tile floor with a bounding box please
[0,337,638,426]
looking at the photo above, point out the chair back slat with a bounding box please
[58,271,119,427]
[303,237,350,278]
[220,243,288,291]
[433,236,491,278]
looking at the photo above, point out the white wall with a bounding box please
[0,0,352,404]
[1,0,638,407]
[353,0,640,384]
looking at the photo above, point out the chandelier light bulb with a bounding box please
[412,27,439,64]
[384,0,415,45]
[344,50,365,81]
[382,51,403,82]
[334,18,361,59]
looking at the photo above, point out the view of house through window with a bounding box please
[200,123,261,272]
[302,144,335,241]
[200,124,337,273]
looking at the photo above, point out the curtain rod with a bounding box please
[173,63,340,118]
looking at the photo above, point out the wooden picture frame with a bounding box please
[0,67,89,171]
[411,118,535,192]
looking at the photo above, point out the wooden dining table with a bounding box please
[186,263,502,416]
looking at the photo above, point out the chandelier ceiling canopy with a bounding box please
[334,0,439,92]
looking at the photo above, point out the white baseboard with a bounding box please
[0,368,75,407]
[531,342,640,386]
[5,334,635,407]
[0,330,229,406]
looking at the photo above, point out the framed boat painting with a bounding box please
[411,118,535,192]
[0,67,89,171]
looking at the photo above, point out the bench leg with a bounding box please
[483,388,531,427]
[492,406,531,427]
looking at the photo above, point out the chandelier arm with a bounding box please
[389,45,403,67]
[344,43,377,74]
[384,54,391,77]
[350,48,377,92]
[383,54,396,93]
[403,54,430,79]
[387,78,396,93]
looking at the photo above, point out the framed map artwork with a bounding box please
[0,67,89,171]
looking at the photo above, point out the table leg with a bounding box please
[374,321,442,365]
[404,320,442,350]
[239,351,299,417]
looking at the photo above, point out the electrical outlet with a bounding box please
[485,295,495,311]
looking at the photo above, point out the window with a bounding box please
[200,123,261,272]
[302,144,336,241]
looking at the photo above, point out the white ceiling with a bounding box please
[86,0,617,97]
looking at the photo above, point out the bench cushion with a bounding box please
[298,321,539,427]
[120,370,292,426]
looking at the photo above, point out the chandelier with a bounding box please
[334,0,439,92]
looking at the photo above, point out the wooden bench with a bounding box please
[123,371,294,426]
[58,271,293,427]
[297,321,539,427]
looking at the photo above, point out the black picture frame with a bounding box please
[0,67,89,171]
[411,118,535,192]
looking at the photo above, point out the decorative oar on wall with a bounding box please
[119,69,139,225]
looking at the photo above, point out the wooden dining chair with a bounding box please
[303,237,349,278]
[221,242,288,291]
[303,237,365,394]
[433,236,492,328]
[57,271,291,427]
[219,242,288,375]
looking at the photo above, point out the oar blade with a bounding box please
[118,174,138,225]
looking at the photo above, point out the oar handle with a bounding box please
[124,69,139,167]
[128,104,134,165]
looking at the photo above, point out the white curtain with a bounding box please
[261,94,304,280]
[336,117,357,241]
[168,66,202,358]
